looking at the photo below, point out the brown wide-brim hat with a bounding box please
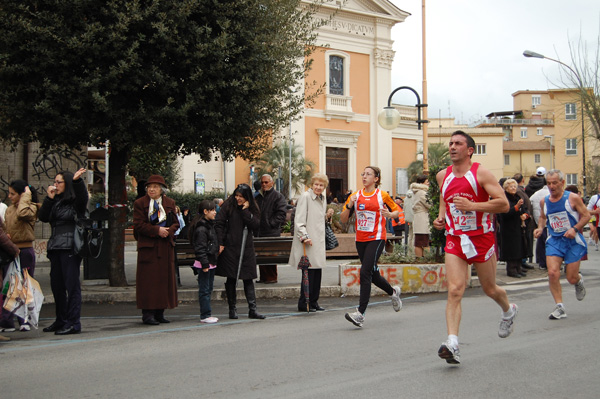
[145,175,167,189]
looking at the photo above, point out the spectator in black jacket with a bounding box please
[255,174,287,284]
[38,168,89,335]
[525,167,546,197]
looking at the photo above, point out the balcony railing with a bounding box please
[470,118,554,128]
[325,94,353,113]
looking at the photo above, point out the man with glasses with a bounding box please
[255,174,287,284]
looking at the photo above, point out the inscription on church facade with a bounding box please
[324,19,374,36]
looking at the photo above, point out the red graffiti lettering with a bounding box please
[343,267,360,287]
[423,270,438,285]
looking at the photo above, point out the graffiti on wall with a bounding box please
[341,263,457,295]
[31,147,87,180]
[0,147,87,201]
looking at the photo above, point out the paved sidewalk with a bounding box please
[30,237,599,304]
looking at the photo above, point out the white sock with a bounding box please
[502,305,514,319]
[556,303,564,308]
[448,334,459,348]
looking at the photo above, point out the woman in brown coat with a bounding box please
[1,180,40,332]
[133,175,179,325]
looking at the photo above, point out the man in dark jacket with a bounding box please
[525,167,547,197]
[255,174,287,283]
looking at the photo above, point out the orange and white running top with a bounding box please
[344,188,399,242]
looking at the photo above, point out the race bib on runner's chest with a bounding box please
[449,203,477,231]
[548,211,571,233]
[356,210,376,232]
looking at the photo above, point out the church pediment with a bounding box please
[320,0,410,22]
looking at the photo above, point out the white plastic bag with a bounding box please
[2,257,27,320]
[22,268,44,328]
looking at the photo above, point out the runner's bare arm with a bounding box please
[534,199,546,239]
[340,191,358,224]
[433,170,446,230]
[569,193,591,231]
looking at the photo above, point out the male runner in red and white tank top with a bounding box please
[433,131,518,365]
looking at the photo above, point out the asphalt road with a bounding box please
[1,264,599,399]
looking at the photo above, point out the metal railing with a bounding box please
[470,118,554,128]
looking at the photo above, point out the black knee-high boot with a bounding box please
[243,280,266,319]
[225,280,238,319]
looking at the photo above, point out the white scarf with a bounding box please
[148,197,167,225]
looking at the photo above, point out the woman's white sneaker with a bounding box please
[391,286,402,312]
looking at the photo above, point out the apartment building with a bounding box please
[476,88,598,191]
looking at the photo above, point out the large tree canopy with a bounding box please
[0,0,326,285]
[0,0,322,159]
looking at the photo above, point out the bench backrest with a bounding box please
[174,236,293,266]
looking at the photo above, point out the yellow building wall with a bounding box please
[391,138,417,196]
[503,151,554,179]
[307,47,371,114]
[235,157,252,187]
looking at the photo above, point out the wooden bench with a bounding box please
[254,236,293,265]
[174,239,196,286]
[173,236,294,286]
[384,235,408,253]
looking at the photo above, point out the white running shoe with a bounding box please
[19,324,31,332]
[575,274,586,301]
[391,286,402,312]
[200,317,219,324]
[549,305,567,320]
[438,340,460,364]
[345,309,364,327]
[498,304,518,338]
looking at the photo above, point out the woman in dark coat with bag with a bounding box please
[498,179,528,278]
[38,168,89,335]
[215,184,265,320]
[133,175,179,325]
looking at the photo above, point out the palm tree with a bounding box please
[253,141,315,198]
[407,143,450,182]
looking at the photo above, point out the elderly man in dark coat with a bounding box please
[133,175,179,325]
[255,174,288,284]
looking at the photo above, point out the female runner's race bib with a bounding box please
[356,210,376,232]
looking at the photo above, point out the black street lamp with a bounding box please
[523,50,587,197]
[377,86,429,170]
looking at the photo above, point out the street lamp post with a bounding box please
[377,86,429,171]
[523,50,587,196]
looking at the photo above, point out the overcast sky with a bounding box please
[388,0,600,124]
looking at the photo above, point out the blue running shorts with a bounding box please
[545,233,587,264]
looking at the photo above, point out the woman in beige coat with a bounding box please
[411,175,431,258]
[288,173,328,312]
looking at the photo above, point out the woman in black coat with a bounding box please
[215,184,265,320]
[498,179,527,278]
[38,168,89,335]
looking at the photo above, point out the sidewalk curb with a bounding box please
[41,276,550,305]
[42,285,344,305]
